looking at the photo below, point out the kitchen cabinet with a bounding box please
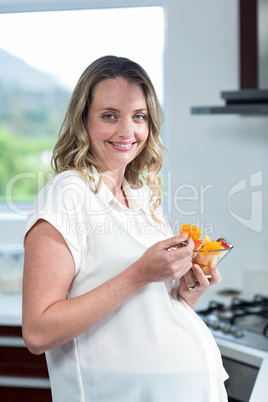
[0,325,52,401]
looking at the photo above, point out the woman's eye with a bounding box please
[103,114,115,120]
[134,114,145,121]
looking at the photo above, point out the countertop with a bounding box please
[216,338,268,402]
[0,290,22,326]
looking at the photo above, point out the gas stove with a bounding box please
[196,294,268,352]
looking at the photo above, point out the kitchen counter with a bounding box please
[216,338,268,402]
[0,290,22,326]
[195,285,268,402]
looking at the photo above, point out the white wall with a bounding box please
[163,0,268,294]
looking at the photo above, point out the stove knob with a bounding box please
[231,327,244,338]
[221,323,231,334]
[210,320,220,330]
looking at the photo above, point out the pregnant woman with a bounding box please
[22,55,228,402]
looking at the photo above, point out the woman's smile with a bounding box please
[107,141,137,151]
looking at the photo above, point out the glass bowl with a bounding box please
[192,243,233,278]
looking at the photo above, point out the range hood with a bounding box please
[191,0,268,116]
[191,89,268,116]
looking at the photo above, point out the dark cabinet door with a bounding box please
[0,387,52,402]
[0,325,52,401]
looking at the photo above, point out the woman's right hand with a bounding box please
[134,233,194,285]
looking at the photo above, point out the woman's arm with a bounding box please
[23,220,194,355]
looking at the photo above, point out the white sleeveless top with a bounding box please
[24,167,228,402]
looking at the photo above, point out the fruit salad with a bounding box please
[179,224,232,276]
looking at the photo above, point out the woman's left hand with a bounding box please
[177,264,222,309]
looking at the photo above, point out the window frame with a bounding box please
[0,0,164,14]
[0,0,165,217]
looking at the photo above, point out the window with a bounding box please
[0,7,164,211]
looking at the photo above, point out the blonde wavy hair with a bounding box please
[51,55,166,221]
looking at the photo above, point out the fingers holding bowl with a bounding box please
[192,263,222,286]
[208,264,222,284]
[191,264,210,289]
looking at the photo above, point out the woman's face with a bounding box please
[86,77,149,173]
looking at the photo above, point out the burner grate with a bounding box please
[196,294,268,349]
[230,312,268,336]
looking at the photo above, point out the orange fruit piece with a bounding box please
[202,234,211,246]
[180,224,201,241]
[201,241,224,251]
